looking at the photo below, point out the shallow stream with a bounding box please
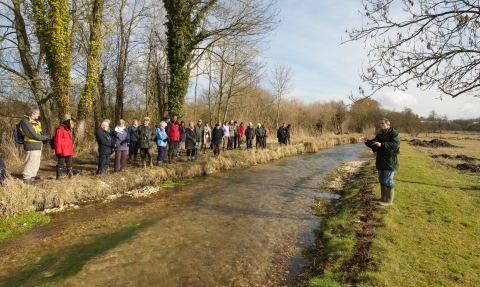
[0,144,372,286]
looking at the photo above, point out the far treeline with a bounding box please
[0,0,479,143]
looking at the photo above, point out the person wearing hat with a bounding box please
[134,117,156,168]
[245,122,255,149]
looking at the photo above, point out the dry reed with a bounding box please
[0,134,357,218]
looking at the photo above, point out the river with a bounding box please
[0,143,372,287]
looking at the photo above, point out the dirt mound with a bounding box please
[410,139,457,147]
[432,154,477,162]
[456,163,480,172]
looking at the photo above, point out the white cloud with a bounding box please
[383,91,419,107]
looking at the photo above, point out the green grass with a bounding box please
[0,211,50,243]
[306,143,480,286]
[358,143,480,286]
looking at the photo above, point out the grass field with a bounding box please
[305,135,480,287]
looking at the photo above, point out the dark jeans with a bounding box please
[256,137,264,149]
[129,141,138,156]
[98,153,110,173]
[227,137,233,149]
[233,136,238,148]
[114,150,127,171]
[237,136,242,148]
[263,136,267,148]
[187,149,195,156]
[56,155,73,168]
[246,139,253,149]
[157,146,166,162]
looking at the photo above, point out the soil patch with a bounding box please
[431,154,478,162]
[456,163,480,172]
[295,163,380,286]
[410,139,457,147]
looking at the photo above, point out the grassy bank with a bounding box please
[301,140,480,286]
[0,135,356,240]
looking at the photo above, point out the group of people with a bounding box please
[13,105,400,209]
[14,106,295,183]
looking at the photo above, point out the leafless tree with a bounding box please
[346,0,480,99]
[268,63,294,129]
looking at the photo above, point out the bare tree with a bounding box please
[162,0,280,116]
[346,0,480,99]
[268,63,294,128]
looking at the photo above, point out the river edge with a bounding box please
[0,135,357,242]
[294,159,380,286]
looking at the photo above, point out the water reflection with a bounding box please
[0,144,372,286]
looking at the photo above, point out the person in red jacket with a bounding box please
[167,115,180,164]
[238,122,245,149]
[54,119,75,180]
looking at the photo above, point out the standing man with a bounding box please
[167,115,180,164]
[19,106,50,184]
[135,117,156,168]
[128,119,139,161]
[359,118,400,206]
[245,122,255,149]
[194,119,204,155]
[255,123,265,150]
[228,120,235,150]
[222,121,230,151]
[277,123,288,146]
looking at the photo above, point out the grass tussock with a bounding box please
[0,134,356,219]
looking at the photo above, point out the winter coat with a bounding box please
[156,127,168,147]
[255,127,265,140]
[222,124,230,137]
[278,126,288,140]
[203,126,212,145]
[245,127,255,140]
[113,126,129,151]
[239,125,245,137]
[128,125,138,142]
[185,127,197,149]
[229,125,235,137]
[19,115,49,151]
[54,121,74,156]
[96,127,115,155]
[194,124,204,142]
[211,127,223,145]
[365,127,400,171]
[179,125,186,142]
[135,125,156,149]
[169,121,180,142]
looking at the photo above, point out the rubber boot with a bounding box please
[56,167,62,180]
[379,187,394,206]
[192,156,195,162]
[149,158,154,168]
[67,167,73,179]
[142,159,146,168]
[134,155,137,161]
[374,185,386,201]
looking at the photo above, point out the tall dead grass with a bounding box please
[0,134,356,218]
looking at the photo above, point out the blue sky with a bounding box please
[262,0,480,119]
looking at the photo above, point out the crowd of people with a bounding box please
[13,106,292,184]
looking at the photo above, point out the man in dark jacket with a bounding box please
[194,119,204,155]
[135,117,156,168]
[19,106,50,184]
[95,121,115,174]
[128,119,139,161]
[360,118,400,206]
[277,123,288,146]
[211,123,223,157]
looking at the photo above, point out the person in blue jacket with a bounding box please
[155,121,169,166]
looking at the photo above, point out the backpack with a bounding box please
[13,123,24,144]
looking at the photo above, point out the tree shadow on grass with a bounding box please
[0,219,155,287]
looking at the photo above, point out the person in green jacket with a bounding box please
[359,118,400,206]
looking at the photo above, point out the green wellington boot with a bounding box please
[379,187,394,206]
[374,185,386,201]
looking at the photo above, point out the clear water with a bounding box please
[0,143,372,287]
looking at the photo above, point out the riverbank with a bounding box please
[0,135,357,242]
[298,140,480,286]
